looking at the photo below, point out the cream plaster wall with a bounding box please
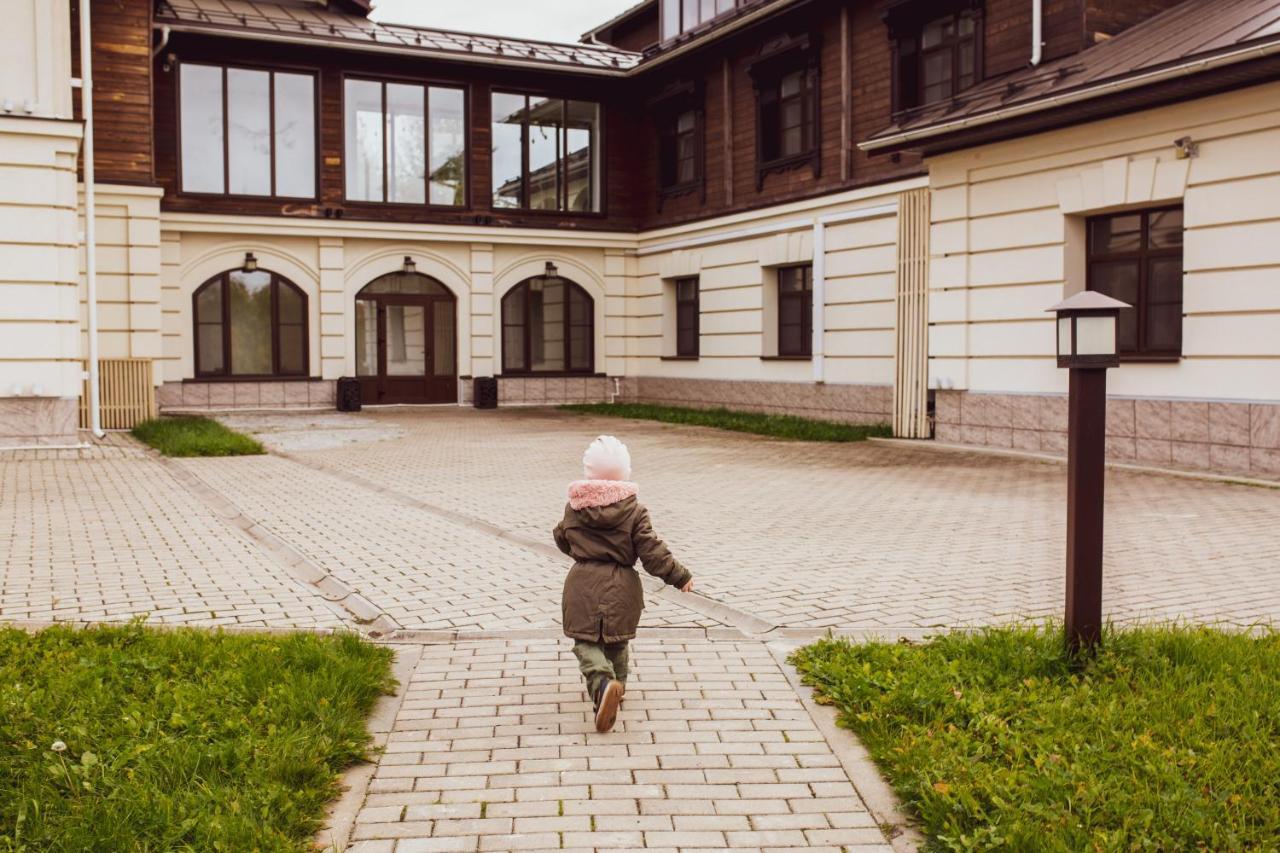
[0,0,73,120]
[0,118,82,407]
[629,178,923,388]
[927,81,1280,404]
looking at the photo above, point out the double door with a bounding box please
[356,295,457,405]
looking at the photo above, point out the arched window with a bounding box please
[193,268,308,377]
[501,273,593,374]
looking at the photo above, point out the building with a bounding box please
[1,0,1276,477]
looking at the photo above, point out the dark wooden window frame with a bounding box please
[883,0,984,115]
[651,80,705,206]
[777,264,813,359]
[748,33,822,190]
[175,60,321,201]
[500,277,596,375]
[340,74,470,209]
[490,91,605,216]
[193,269,310,379]
[1086,205,1184,362]
[661,0,743,43]
[675,277,700,358]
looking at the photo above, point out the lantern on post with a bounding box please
[1046,291,1129,656]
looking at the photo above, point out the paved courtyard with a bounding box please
[3,407,1279,851]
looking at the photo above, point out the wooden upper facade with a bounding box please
[79,0,1191,232]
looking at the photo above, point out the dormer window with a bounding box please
[661,0,739,42]
[885,1,983,113]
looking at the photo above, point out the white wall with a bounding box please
[928,81,1280,403]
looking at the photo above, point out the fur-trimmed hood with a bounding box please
[567,479,639,511]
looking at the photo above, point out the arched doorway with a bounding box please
[355,270,457,404]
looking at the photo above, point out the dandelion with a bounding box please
[51,740,67,753]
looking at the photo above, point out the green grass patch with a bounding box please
[792,624,1280,850]
[0,623,395,851]
[131,416,264,457]
[560,403,891,442]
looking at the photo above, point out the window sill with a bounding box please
[660,356,700,361]
[760,355,812,362]
[1119,355,1182,364]
[658,182,701,198]
[185,377,321,384]
[498,372,607,379]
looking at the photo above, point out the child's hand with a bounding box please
[681,578,694,593]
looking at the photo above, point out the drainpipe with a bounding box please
[811,220,826,384]
[151,24,170,59]
[1030,0,1043,67]
[80,0,103,438]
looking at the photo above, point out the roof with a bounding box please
[155,0,643,74]
[863,0,1280,152]
[581,0,656,44]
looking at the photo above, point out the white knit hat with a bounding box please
[583,435,632,481]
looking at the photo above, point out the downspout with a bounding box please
[80,0,103,438]
[1030,0,1043,66]
[151,25,170,59]
[811,220,826,384]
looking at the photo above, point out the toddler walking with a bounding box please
[554,435,694,732]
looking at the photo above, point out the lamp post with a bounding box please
[1047,291,1129,656]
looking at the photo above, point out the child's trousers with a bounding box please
[573,639,629,696]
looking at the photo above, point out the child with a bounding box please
[554,435,694,733]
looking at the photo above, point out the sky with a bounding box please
[368,0,643,44]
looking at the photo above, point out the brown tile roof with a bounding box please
[155,0,642,73]
[863,0,1280,151]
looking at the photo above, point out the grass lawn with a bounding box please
[131,416,264,457]
[0,624,395,851]
[792,625,1280,851]
[560,403,892,442]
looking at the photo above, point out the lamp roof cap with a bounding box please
[1047,291,1131,313]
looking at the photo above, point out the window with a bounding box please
[501,274,594,373]
[660,109,701,190]
[179,63,316,197]
[777,265,812,358]
[1087,207,1184,359]
[749,34,821,186]
[343,79,466,206]
[491,93,601,213]
[661,0,738,41]
[675,277,700,358]
[193,269,308,378]
[888,4,982,112]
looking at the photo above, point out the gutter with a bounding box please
[79,0,103,439]
[154,22,635,77]
[861,36,1280,152]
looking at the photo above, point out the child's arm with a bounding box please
[633,506,693,591]
[552,518,572,556]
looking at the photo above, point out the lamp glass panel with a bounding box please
[1075,315,1115,356]
[1058,317,1072,358]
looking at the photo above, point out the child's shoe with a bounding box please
[593,679,624,732]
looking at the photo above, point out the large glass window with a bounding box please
[1087,207,1184,360]
[501,274,594,373]
[344,79,466,206]
[193,269,308,377]
[179,63,316,198]
[777,265,812,358]
[662,0,738,41]
[490,93,601,213]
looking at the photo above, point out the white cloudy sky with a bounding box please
[369,0,642,44]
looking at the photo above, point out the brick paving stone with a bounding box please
[344,638,891,849]
[263,408,1280,630]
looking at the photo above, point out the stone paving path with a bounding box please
[347,639,891,853]
[5,408,1280,850]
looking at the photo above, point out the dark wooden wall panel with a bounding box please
[983,0,1085,78]
[71,0,154,185]
[1085,0,1185,44]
